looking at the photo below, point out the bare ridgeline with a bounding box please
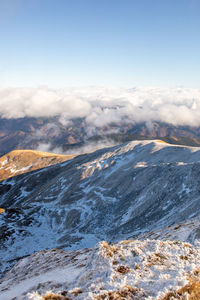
[1,140,200,299]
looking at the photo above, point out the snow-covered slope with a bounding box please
[1,239,200,299]
[1,140,200,276]
[0,149,75,181]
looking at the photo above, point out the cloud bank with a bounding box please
[36,139,118,155]
[0,86,200,127]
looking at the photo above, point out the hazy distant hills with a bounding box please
[1,116,200,156]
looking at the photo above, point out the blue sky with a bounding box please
[0,0,200,88]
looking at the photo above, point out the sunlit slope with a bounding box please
[0,149,75,181]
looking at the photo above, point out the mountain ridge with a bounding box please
[0,149,75,181]
[1,139,200,298]
[1,139,200,277]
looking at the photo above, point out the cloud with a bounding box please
[34,123,61,139]
[36,143,52,153]
[36,139,117,155]
[0,86,200,128]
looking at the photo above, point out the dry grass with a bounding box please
[69,287,83,296]
[120,240,132,245]
[179,255,189,260]
[174,224,182,230]
[116,265,130,274]
[183,243,192,248]
[156,140,168,144]
[40,288,83,299]
[0,208,5,214]
[42,292,71,300]
[160,278,200,300]
[135,263,140,270]
[0,150,76,181]
[94,285,143,300]
[131,249,139,256]
[146,252,167,267]
[101,241,119,258]
[193,269,200,276]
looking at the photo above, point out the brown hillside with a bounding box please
[0,150,75,181]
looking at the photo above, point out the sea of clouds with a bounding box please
[0,86,200,128]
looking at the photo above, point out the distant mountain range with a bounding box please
[1,116,200,156]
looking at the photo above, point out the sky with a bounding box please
[0,0,200,88]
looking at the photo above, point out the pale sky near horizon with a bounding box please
[0,0,200,88]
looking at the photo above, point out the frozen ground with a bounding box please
[0,239,200,299]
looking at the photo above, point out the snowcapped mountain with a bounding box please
[1,139,200,280]
[0,149,75,181]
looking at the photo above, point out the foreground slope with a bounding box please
[1,140,200,275]
[0,149,75,181]
[1,239,200,299]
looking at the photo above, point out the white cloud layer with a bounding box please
[0,86,200,127]
[36,139,117,155]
